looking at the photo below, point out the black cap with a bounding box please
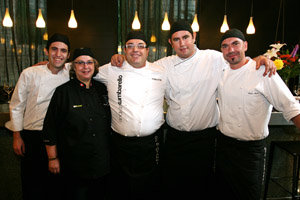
[46,33,70,51]
[72,47,94,61]
[126,31,148,46]
[169,20,193,38]
[220,28,246,45]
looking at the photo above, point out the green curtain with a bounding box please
[0,0,47,87]
[117,0,197,62]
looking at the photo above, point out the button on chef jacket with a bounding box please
[95,61,166,137]
[155,47,227,131]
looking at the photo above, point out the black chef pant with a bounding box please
[20,130,63,200]
[161,125,218,200]
[215,132,266,200]
[109,127,163,200]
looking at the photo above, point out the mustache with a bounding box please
[226,52,239,57]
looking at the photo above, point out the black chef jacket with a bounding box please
[43,78,111,179]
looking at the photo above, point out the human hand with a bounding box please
[111,54,125,67]
[12,131,25,156]
[255,55,276,77]
[48,158,60,174]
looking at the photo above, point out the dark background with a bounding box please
[47,0,118,65]
[47,0,300,64]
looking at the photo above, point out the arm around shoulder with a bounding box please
[253,55,276,77]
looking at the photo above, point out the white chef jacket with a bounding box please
[217,58,300,141]
[7,64,70,131]
[94,61,166,137]
[155,46,227,131]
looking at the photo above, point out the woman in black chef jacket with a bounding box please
[42,47,111,200]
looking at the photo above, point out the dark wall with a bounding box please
[47,0,299,61]
[47,1,118,65]
[196,0,300,57]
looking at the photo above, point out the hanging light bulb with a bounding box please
[36,9,46,28]
[246,17,255,34]
[43,32,48,40]
[220,15,229,33]
[0,37,5,44]
[68,0,77,28]
[150,34,157,43]
[68,10,77,28]
[220,0,229,33]
[117,43,122,54]
[161,12,170,31]
[132,11,141,30]
[246,0,255,34]
[191,14,200,32]
[2,8,13,27]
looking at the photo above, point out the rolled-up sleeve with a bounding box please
[263,73,300,121]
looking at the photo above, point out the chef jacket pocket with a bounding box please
[244,91,264,115]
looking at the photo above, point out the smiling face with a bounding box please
[124,39,149,68]
[46,41,70,73]
[168,30,196,59]
[221,37,248,69]
[73,55,95,84]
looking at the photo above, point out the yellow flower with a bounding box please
[273,59,284,70]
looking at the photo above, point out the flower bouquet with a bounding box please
[264,43,300,84]
[264,43,300,96]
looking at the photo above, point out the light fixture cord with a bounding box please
[275,0,283,42]
[282,0,285,42]
[224,0,227,15]
[250,0,253,16]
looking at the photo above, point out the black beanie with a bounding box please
[169,20,193,38]
[126,31,148,46]
[72,47,94,61]
[220,28,246,45]
[46,33,70,51]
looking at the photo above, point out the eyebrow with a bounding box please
[51,46,68,50]
[172,34,190,40]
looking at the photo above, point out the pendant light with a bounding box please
[117,43,122,54]
[246,0,255,34]
[0,37,5,44]
[220,0,229,33]
[161,1,170,31]
[132,11,141,30]
[161,12,170,31]
[68,0,77,28]
[43,32,48,40]
[192,0,200,32]
[2,8,13,27]
[191,14,199,32]
[246,17,255,34]
[150,34,157,43]
[36,9,46,28]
